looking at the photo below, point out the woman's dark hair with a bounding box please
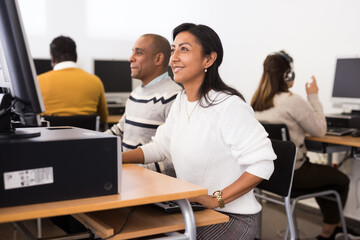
[50,36,77,63]
[172,23,244,106]
[251,50,292,111]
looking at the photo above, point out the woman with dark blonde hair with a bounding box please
[252,51,354,240]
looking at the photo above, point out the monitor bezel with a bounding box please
[330,57,360,112]
[93,59,133,105]
[0,0,45,128]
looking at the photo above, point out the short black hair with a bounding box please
[142,34,171,70]
[50,36,77,63]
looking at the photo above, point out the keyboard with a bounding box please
[326,127,357,136]
[108,106,125,115]
[152,201,205,214]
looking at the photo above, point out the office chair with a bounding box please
[259,122,348,240]
[260,122,290,141]
[255,139,297,240]
[43,114,100,131]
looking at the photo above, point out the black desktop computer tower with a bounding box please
[326,114,360,129]
[0,127,121,208]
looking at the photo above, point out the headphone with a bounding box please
[270,51,295,82]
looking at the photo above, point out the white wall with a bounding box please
[17,0,360,221]
[18,0,360,114]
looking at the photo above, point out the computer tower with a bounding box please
[326,114,360,129]
[0,127,121,208]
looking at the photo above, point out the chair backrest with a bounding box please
[257,139,297,197]
[260,122,290,141]
[43,115,100,131]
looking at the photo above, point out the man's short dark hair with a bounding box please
[50,36,77,63]
[142,34,170,69]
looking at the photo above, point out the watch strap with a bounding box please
[212,190,225,208]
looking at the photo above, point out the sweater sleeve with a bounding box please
[140,94,181,164]
[220,97,276,180]
[105,113,125,139]
[289,94,326,137]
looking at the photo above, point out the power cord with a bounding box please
[100,207,135,240]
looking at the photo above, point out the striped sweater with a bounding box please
[106,76,182,176]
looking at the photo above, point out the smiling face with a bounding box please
[129,36,157,85]
[170,31,208,88]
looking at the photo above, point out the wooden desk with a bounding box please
[0,164,227,239]
[306,134,360,165]
[107,115,122,124]
[74,207,228,239]
[306,134,360,148]
[0,164,207,223]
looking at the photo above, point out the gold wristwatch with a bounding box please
[212,190,225,208]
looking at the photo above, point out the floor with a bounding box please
[1,201,359,240]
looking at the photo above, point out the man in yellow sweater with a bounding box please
[37,36,108,123]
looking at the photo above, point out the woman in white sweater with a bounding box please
[251,51,351,240]
[123,23,276,239]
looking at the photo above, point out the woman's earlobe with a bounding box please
[205,52,217,69]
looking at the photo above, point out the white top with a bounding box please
[53,61,77,71]
[141,90,276,214]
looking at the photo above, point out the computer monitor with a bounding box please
[33,58,52,75]
[0,0,45,137]
[94,60,132,105]
[331,58,360,114]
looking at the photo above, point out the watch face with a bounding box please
[213,190,221,196]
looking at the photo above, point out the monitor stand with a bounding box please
[0,94,40,139]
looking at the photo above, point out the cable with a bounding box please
[100,207,135,240]
[0,98,16,117]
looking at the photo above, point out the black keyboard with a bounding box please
[108,106,125,115]
[152,201,205,214]
[326,127,357,136]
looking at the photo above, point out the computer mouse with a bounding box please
[351,130,360,137]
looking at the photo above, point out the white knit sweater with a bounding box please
[141,90,276,214]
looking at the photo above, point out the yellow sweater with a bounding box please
[38,68,108,123]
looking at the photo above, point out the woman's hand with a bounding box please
[305,75,319,95]
[188,195,218,209]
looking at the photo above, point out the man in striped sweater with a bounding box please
[106,34,182,177]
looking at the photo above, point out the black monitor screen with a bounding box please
[94,60,132,93]
[34,59,52,75]
[332,58,360,99]
[0,0,44,129]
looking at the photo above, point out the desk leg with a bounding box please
[150,199,196,240]
[328,153,333,166]
[175,199,196,240]
[37,218,42,238]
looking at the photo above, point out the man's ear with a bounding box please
[50,55,56,68]
[203,51,217,69]
[154,52,164,66]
